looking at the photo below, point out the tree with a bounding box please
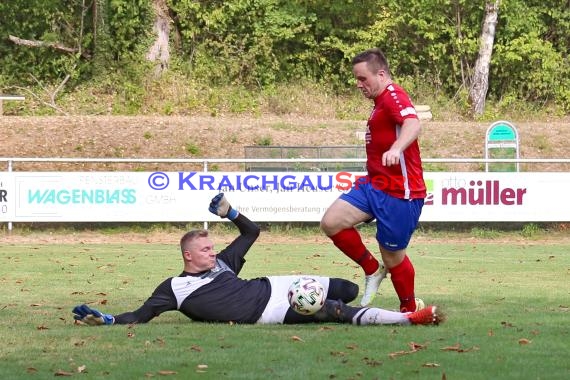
[2,0,96,113]
[469,0,500,116]
[146,0,171,76]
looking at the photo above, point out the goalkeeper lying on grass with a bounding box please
[73,194,444,327]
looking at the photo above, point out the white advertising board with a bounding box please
[0,171,568,222]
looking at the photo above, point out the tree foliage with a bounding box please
[0,0,152,87]
[0,0,84,84]
[1,0,568,112]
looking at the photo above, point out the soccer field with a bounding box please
[1,236,569,379]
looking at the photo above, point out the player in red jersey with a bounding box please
[321,48,427,310]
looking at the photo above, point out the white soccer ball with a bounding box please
[287,277,326,315]
[415,297,425,311]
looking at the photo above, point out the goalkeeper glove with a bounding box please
[208,193,239,220]
[72,304,115,326]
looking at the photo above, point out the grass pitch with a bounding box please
[1,237,569,379]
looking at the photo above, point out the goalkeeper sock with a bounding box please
[389,255,416,312]
[330,228,379,275]
[352,307,409,325]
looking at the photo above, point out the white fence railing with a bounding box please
[2,157,570,169]
[3,156,570,177]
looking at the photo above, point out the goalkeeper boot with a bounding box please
[407,305,443,326]
[360,263,388,307]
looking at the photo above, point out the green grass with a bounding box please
[1,239,569,379]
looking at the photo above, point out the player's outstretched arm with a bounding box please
[209,193,239,220]
[72,304,115,326]
[73,279,179,325]
[209,193,260,274]
[209,192,260,246]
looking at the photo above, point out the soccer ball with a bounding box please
[415,297,425,311]
[287,277,326,315]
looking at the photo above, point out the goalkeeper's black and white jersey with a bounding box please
[113,214,270,324]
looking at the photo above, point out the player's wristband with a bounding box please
[227,207,239,221]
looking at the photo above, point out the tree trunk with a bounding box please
[92,0,97,50]
[469,0,500,116]
[147,0,171,76]
[454,1,469,89]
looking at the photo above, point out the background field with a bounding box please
[1,228,568,379]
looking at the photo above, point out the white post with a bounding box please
[7,159,13,231]
[203,161,208,230]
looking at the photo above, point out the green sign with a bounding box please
[424,179,434,192]
[488,123,516,141]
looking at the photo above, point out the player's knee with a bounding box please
[319,216,335,235]
[343,281,359,302]
[328,278,359,303]
[320,213,346,236]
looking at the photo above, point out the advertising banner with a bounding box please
[0,171,568,222]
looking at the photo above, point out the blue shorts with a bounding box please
[340,181,424,251]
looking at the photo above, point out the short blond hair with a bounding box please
[180,230,209,254]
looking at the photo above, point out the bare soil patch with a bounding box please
[2,115,570,172]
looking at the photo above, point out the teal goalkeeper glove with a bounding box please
[72,304,115,326]
[208,193,239,220]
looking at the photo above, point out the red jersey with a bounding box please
[364,83,426,199]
